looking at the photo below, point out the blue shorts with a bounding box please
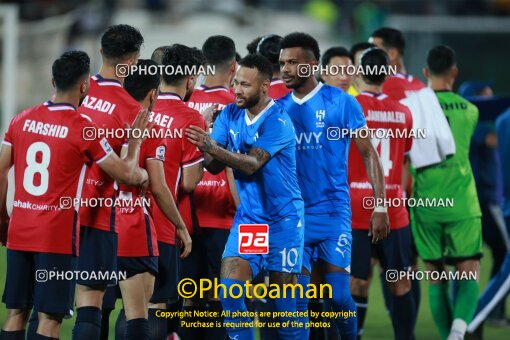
[222,217,304,278]
[351,226,412,280]
[302,213,352,273]
[77,226,118,287]
[118,256,158,279]
[151,242,180,303]
[2,250,77,317]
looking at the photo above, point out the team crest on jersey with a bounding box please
[100,138,113,154]
[316,110,326,128]
[156,146,166,161]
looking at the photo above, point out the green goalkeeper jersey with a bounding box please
[412,90,481,223]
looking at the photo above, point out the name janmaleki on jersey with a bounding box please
[366,110,406,123]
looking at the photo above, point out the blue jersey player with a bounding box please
[185,54,304,340]
[277,33,389,339]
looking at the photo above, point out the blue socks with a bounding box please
[296,274,311,338]
[273,284,299,339]
[324,272,357,340]
[219,278,254,340]
[125,318,148,340]
[72,306,101,340]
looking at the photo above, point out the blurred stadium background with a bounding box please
[1,0,510,338]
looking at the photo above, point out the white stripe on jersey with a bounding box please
[74,164,87,212]
[158,94,181,100]
[175,167,182,197]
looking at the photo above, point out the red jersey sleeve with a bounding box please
[181,114,205,167]
[79,115,114,164]
[145,130,167,163]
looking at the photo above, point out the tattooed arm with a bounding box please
[186,125,271,176]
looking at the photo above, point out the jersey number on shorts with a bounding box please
[335,233,349,258]
[279,248,298,268]
[371,129,393,177]
[23,142,51,196]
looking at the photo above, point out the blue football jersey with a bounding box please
[277,83,366,215]
[210,100,304,224]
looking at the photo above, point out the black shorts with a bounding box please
[351,227,412,280]
[151,242,180,303]
[180,228,229,282]
[118,256,158,279]
[77,226,118,287]
[2,250,77,317]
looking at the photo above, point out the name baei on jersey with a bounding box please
[4,101,113,255]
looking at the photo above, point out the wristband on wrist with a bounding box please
[374,206,387,213]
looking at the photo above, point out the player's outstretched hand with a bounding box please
[369,211,390,244]
[176,225,192,258]
[202,104,219,128]
[185,125,213,152]
[127,109,151,144]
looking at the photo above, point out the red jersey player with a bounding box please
[186,36,239,339]
[73,25,145,340]
[115,59,191,339]
[0,51,148,339]
[349,48,416,340]
[187,84,238,235]
[147,45,206,338]
[369,29,424,315]
[254,34,291,99]
[369,27,425,101]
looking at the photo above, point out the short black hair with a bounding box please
[427,45,456,76]
[235,52,242,62]
[371,27,405,56]
[202,35,236,68]
[239,54,273,81]
[350,42,376,59]
[256,34,282,68]
[151,46,170,64]
[247,36,263,54]
[162,44,206,85]
[123,59,161,102]
[52,50,90,91]
[280,32,320,61]
[359,48,389,85]
[321,46,352,66]
[101,24,144,60]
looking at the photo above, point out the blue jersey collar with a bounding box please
[245,99,275,126]
[291,82,323,105]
